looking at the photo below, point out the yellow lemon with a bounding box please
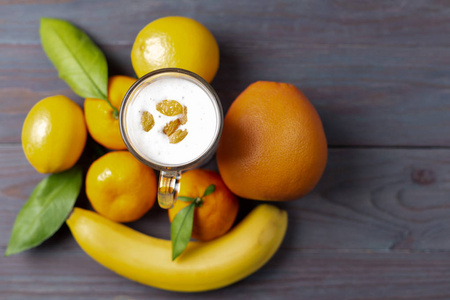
[131,16,219,83]
[22,95,87,173]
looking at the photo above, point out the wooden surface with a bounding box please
[1,0,450,299]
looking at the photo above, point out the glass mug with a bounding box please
[119,68,223,209]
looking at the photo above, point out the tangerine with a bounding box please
[85,75,136,150]
[168,169,239,241]
[85,151,157,223]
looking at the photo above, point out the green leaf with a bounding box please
[203,184,216,197]
[90,139,106,159]
[177,196,195,202]
[171,203,195,261]
[40,18,108,100]
[5,166,83,256]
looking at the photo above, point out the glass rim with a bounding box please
[119,68,224,171]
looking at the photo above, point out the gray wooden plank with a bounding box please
[2,145,450,251]
[1,1,450,298]
[2,1,450,147]
[287,148,450,250]
[1,43,449,146]
[1,143,450,299]
[0,0,449,48]
[1,248,450,299]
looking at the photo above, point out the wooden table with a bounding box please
[1,1,450,299]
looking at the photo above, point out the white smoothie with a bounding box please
[124,76,219,166]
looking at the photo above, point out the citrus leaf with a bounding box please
[90,139,106,159]
[40,18,108,100]
[177,196,195,202]
[5,166,83,256]
[203,184,216,197]
[171,203,195,261]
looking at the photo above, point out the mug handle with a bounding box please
[158,170,181,209]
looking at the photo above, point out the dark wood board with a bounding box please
[3,249,450,300]
[1,0,450,299]
[2,146,450,251]
[2,146,450,299]
[1,0,450,48]
[1,0,450,146]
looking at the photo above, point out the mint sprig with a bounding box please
[171,184,215,260]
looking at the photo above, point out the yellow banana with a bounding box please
[66,204,287,292]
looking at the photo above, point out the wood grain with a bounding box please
[2,146,450,250]
[1,0,450,299]
[1,43,449,146]
[1,1,450,146]
[2,249,450,300]
[1,0,449,47]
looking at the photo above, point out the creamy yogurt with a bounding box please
[124,76,219,166]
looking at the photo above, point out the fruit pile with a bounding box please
[6,16,328,292]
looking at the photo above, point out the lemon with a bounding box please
[22,95,87,173]
[131,16,219,83]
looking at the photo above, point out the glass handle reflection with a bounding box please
[158,170,181,209]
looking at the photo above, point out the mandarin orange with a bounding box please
[86,151,157,223]
[168,169,239,241]
[85,76,136,150]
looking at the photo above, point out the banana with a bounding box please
[66,204,287,292]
